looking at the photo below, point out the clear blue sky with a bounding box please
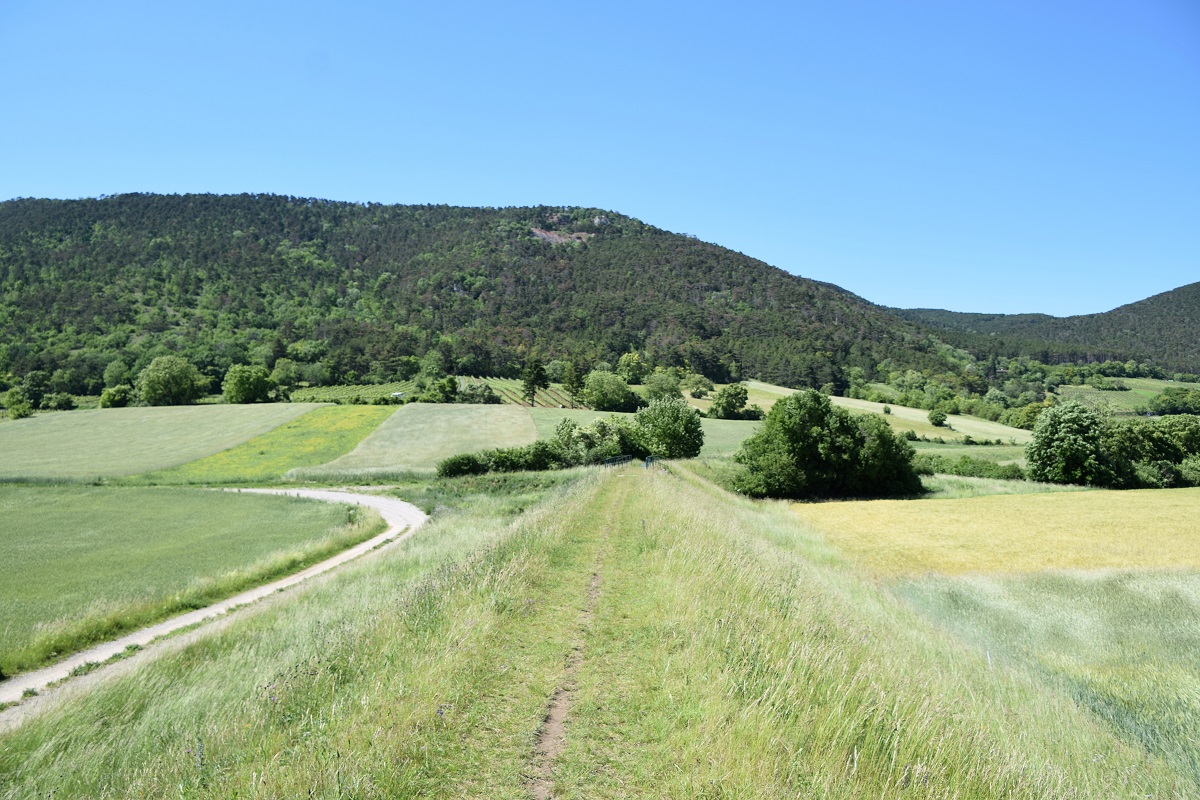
[2,1,1196,316]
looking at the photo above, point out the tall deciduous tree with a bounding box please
[135,356,208,406]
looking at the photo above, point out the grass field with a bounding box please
[0,404,322,481]
[1056,376,1200,414]
[900,570,1200,785]
[2,467,1183,797]
[793,486,1200,576]
[910,440,1028,465]
[129,405,395,484]
[294,402,538,477]
[0,486,382,675]
[690,380,1031,444]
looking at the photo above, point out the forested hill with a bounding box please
[897,281,1200,374]
[0,193,959,393]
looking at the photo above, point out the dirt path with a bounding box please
[0,489,427,713]
[527,544,606,799]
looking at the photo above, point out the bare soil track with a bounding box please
[527,542,606,799]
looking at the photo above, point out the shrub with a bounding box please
[733,390,920,499]
[3,387,33,419]
[42,392,77,411]
[707,383,763,420]
[928,408,948,427]
[644,371,683,402]
[911,453,1026,480]
[222,364,275,404]
[681,373,714,399]
[458,382,501,404]
[437,452,489,478]
[1180,455,1200,487]
[99,384,133,408]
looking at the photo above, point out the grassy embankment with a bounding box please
[0,467,1186,797]
[797,485,1200,788]
[0,404,322,481]
[0,486,384,676]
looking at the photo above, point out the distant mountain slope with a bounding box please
[897,282,1200,373]
[0,194,959,393]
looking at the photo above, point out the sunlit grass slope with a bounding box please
[1056,376,1200,414]
[0,404,321,480]
[0,486,381,675]
[794,486,1200,576]
[293,402,539,478]
[130,405,395,484]
[690,380,1031,444]
[0,468,1184,797]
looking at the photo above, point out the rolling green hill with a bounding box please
[897,281,1200,374]
[0,194,981,395]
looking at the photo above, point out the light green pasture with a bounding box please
[0,485,378,674]
[1056,377,1200,414]
[132,405,395,484]
[900,571,1200,786]
[299,402,538,476]
[0,404,321,480]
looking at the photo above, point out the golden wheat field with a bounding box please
[794,486,1200,576]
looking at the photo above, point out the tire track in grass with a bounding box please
[524,467,639,800]
[528,548,605,800]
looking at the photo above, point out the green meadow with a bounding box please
[131,405,395,484]
[0,485,383,675]
[291,402,539,478]
[0,404,321,481]
[3,466,1187,797]
[1056,376,1200,414]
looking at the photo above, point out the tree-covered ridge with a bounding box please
[0,193,959,393]
[896,281,1200,374]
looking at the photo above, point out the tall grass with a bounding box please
[0,468,1185,797]
[899,570,1200,786]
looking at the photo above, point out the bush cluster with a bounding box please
[732,390,921,499]
[1026,402,1200,488]
[911,453,1025,480]
[437,399,704,478]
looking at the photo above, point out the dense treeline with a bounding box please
[0,194,983,395]
[896,282,1200,374]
